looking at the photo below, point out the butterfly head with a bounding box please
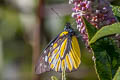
[64,23,73,32]
[64,23,75,35]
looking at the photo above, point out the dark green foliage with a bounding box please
[111,0,120,6]
[116,16,120,22]
[112,5,120,18]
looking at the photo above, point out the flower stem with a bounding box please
[62,69,66,80]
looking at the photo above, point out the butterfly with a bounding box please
[35,23,81,74]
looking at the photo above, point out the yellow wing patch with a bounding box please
[72,36,81,58]
[66,54,72,71]
[62,59,65,71]
[55,59,61,71]
[69,50,78,69]
[53,43,57,48]
[50,64,54,69]
[71,36,81,69]
[48,57,52,63]
[48,52,51,57]
[71,48,80,68]
[56,53,59,59]
[60,31,68,36]
[53,47,59,54]
[60,38,67,58]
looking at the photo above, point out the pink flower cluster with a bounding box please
[69,0,117,48]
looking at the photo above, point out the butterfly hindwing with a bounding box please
[69,36,81,70]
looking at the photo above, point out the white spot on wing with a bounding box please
[44,50,46,53]
[51,43,53,46]
[45,56,48,62]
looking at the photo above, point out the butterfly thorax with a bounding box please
[64,23,75,37]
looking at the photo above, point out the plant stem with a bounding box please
[62,69,66,80]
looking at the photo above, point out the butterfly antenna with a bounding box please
[51,8,76,26]
[51,8,61,18]
[71,21,76,26]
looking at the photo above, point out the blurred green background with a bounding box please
[0,0,98,80]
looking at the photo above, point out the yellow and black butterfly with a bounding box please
[35,23,81,74]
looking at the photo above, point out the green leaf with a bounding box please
[89,23,120,44]
[91,39,120,80]
[83,17,97,40]
[113,67,120,80]
[83,18,120,80]
[91,43,112,80]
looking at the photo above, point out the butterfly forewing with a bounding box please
[35,52,50,74]
[35,31,68,74]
